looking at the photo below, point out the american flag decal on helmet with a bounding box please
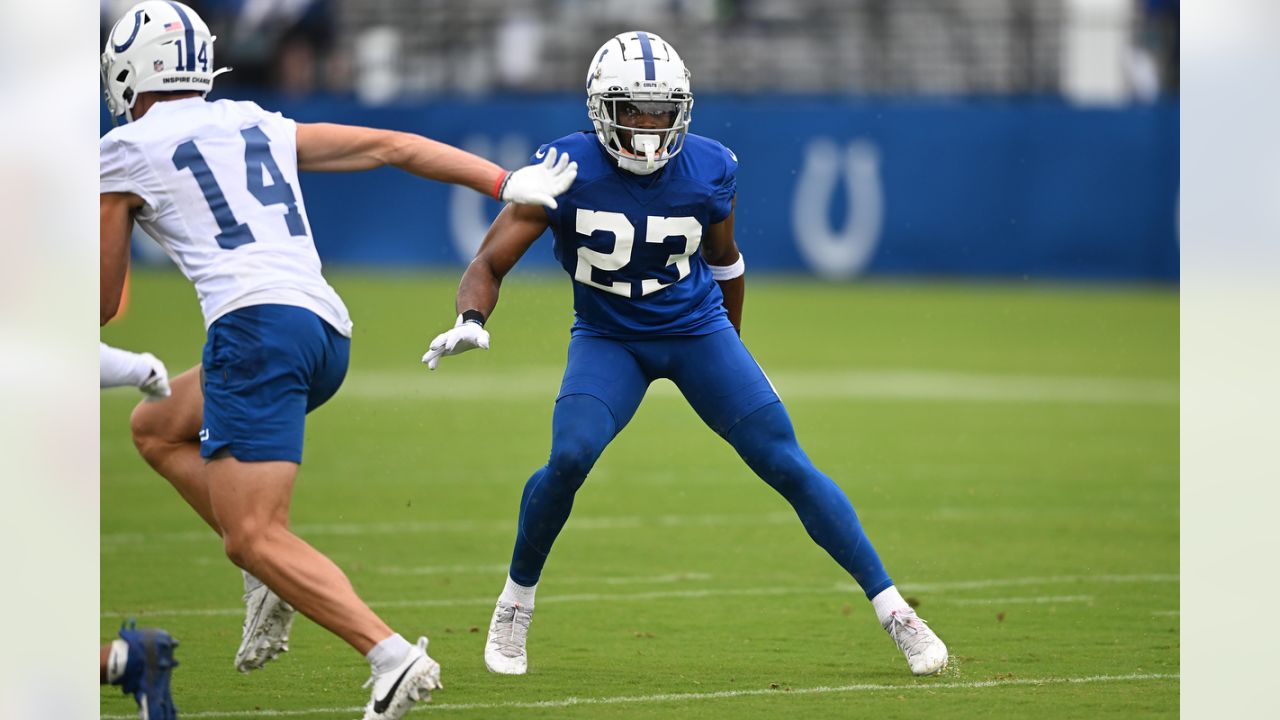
[164,21,182,31]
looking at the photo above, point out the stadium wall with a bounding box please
[105,95,1179,281]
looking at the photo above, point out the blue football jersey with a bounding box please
[534,131,738,338]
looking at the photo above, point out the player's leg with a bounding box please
[508,396,625,584]
[129,364,219,532]
[130,361,284,670]
[207,457,440,715]
[486,335,650,674]
[208,458,391,650]
[670,329,948,675]
[204,305,440,716]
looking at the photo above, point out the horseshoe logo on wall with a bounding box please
[791,138,884,279]
[450,135,534,261]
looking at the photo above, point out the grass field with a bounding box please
[101,269,1178,718]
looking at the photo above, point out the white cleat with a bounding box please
[883,608,949,676]
[234,584,295,672]
[484,600,533,674]
[362,637,442,719]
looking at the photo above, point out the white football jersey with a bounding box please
[100,97,352,336]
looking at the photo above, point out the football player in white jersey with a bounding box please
[99,3,577,717]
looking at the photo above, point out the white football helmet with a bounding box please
[101,1,227,123]
[586,32,693,175]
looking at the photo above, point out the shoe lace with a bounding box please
[885,610,933,659]
[490,603,532,658]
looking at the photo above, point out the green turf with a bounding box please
[101,270,1178,718]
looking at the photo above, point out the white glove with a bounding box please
[422,315,490,370]
[138,352,171,401]
[498,146,577,209]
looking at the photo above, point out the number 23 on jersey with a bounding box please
[574,210,703,298]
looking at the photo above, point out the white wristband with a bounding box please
[709,254,745,281]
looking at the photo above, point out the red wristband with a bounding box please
[491,170,509,200]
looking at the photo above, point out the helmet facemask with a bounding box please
[593,96,691,174]
[585,32,694,175]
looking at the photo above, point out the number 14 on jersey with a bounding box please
[172,125,307,249]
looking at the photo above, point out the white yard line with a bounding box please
[342,368,1178,406]
[101,573,1177,619]
[100,672,1178,719]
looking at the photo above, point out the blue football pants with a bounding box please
[508,330,894,599]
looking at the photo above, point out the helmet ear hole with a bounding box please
[116,69,129,83]
[122,87,134,104]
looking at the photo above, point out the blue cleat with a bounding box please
[116,622,179,720]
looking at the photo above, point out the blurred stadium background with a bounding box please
[100,0,1178,280]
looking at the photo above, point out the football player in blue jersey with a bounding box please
[423,31,949,678]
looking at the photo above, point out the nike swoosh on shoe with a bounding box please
[372,656,421,714]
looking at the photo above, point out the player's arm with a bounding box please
[100,192,143,326]
[701,195,744,334]
[295,123,575,208]
[421,203,550,370]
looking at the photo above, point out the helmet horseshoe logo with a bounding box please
[112,9,147,53]
[586,48,608,88]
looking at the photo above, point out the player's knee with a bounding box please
[221,530,252,569]
[129,402,165,458]
[546,435,601,485]
[221,521,275,570]
[751,439,816,492]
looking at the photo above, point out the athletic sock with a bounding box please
[242,569,265,594]
[366,633,412,675]
[499,575,537,608]
[870,585,911,626]
[105,639,129,685]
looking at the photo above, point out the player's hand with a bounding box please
[499,147,577,209]
[138,352,171,401]
[422,316,490,370]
